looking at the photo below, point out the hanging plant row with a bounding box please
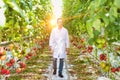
[63,0,120,79]
[0,0,52,79]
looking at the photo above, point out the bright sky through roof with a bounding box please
[51,0,63,19]
[0,0,6,27]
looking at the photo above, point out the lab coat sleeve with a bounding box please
[49,29,55,50]
[66,30,70,48]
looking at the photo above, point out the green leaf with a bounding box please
[102,16,109,26]
[93,30,100,39]
[114,0,120,8]
[6,0,25,18]
[20,0,26,9]
[88,38,94,45]
[28,1,32,10]
[109,15,115,22]
[86,19,94,38]
[88,1,95,10]
[92,19,101,32]
[99,0,107,5]
[110,7,118,18]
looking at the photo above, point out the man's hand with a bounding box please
[49,46,53,54]
[66,48,70,55]
[50,50,53,54]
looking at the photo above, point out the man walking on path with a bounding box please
[49,18,70,78]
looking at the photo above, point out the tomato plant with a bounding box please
[0,0,52,79]
[63,0,120,79]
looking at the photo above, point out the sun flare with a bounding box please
[50,19,56,26]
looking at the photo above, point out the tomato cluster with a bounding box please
[100,54,107,61]
[111,67,120,73]
[0,67,10,75]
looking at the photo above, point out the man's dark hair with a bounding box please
[57,18,62,23]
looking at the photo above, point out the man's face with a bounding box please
[57,19,63,27]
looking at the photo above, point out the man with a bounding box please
[49,18,70,78]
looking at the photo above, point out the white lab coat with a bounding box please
[49,27,69,58]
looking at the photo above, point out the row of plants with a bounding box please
[0,39,36,79]
[0,0,52,42]
[62,0,120,46]
[70,36,120,79]
[66,37,98,79]
[0,36,49,79]
[63,0,120,43]
[62,0,120,79]
[7,39,51,80]
[0,0,52,79]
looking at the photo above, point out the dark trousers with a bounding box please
[53,58,64,74]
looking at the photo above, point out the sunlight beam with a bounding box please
[51,0,63,19]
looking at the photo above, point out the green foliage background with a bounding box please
[0,0,52,42]
[62,0,120,44]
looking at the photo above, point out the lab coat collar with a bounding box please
[57,26,63,31]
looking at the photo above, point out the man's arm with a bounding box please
[49,29,54,53]
[66,30,70,54]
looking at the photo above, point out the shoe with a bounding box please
[53,70,56,75]
[58,74,64,78]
